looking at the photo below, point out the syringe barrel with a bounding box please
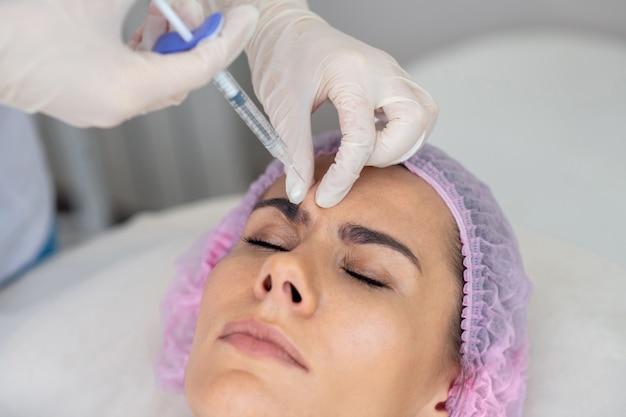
[212,71,286,160]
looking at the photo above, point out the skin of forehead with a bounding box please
[268,156,450,232]
[259,155,457,277]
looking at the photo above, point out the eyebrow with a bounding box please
[253,198,422,272]
[253,198,310,225]
[339,224,422,273]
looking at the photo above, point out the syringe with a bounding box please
[211,71,303,182]
[151,0,304,182]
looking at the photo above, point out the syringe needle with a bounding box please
[212,71,307,184]
[288,161,306,183]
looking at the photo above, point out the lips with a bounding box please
[219,319,308,371]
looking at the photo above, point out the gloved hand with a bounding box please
[0,0,258,128]
[215,0,438,207]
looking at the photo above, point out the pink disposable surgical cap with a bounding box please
[156,130,532,417]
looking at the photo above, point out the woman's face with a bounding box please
[186,157,460,417]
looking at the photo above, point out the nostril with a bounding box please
[262,274,303,304]
[289,283,302,303]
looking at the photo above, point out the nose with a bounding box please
[253,252,318,317]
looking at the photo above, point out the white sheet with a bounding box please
[0,195,240,417]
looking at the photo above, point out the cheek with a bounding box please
[316,295,430,406]
[328,301,419,369]
[194,254,260,340]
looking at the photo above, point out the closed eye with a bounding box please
[243,237,289,252]
[342,267,388,289]
[244,237,388,289]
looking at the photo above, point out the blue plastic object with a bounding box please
[153,12,224,54]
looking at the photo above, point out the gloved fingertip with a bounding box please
[287,183,307,204]
[315,186,349,209]
[383,130,428,166]
[286,166,309,204]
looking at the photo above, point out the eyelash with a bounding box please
[342,260,388,289]
[243,237,288,252]
[243,236,388,290]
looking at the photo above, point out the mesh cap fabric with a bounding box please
[156,131,531,417]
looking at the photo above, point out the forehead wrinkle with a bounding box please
[339,223,422,273]
[253,198,310,225]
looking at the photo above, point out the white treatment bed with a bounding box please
[1,29,625,416]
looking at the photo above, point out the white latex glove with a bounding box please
[0,0,258,128]
[216,0,438,207]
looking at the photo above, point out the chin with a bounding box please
[186,369,290,417]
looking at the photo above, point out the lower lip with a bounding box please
[221,333,303,369]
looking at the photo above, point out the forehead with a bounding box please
[266,155,446,211]
[262,156,455,263]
